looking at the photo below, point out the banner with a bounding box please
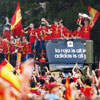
[46,39,86,64]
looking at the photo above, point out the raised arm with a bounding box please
[41,18,51,27]
[87,67,92,80]
[89,18,94,28]
[23,26,29,34]
[5,17,11,26]
[72,63,78,75]
[79,17,82,27]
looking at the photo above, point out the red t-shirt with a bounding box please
[30,88,41,95]
[2,40,8,54]
[16,40,22,53]
[3,31,11,41]
[38,76,47,79]
[51,24,61,39]
[98,70,100,78]
[98,81,100,89]
[20,29,24,37]
[9,44,16,54]
[28,29,36,43]
[81,25,91,39]
[43,27,52,40]
[24,42,32,54]
[64,30,72,38]
[81,85,93,99]
[36,28,43,40]
[59,26,68,35]
[73,30,82,37]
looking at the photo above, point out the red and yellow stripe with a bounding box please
[88,6,99,25]
[65,77,72,100]
[11,2,22,31]
[0,59,20,91]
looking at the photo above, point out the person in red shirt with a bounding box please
[24,39,32,61]
[2,37,8,55]
[59,20,68,39]
[72,27,82,39]
[62,30,72,40]
[9,40,17,62]
[21,37,26,61]
[38,70,47,80]
[24,23,36,53]
[15,37,22,53]
[38,24,46,61]
[30,81,41,95]
[51,21,61,39]
[79,19,94,39]
[80,79,93,99]
[42,25,52,40]
[20,29,25,37]
[42,18,61,39]
[35,27,41,60]
[3,31,11,41]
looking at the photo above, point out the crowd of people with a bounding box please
[0,59,100,100]
[0,16,98,100]
[0,17,94,63]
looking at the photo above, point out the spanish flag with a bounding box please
[11,2,22,36]
[65,77,72,100]
[88,6,99,25]
[0,59,20,91]
[0,59,14,71]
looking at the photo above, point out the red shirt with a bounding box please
[43,27,52,40]
[9,44,16,54]
[81,25,91,39]
[20,29,24,37]
[81,85,93,99]
[51,24,61,39]
[64,30,72,38]
[30,88,41,95]
[3,31,11,41]
[28,29,36,43]
[20,42,25,53]
[98,70,100,78]
[2,40,8,54]
[38,76,47,79]
[98,81,100,89]
[73,30,82,37]
[35,28,43,40]
[24,42,32,54]
[16,40,22,53]
[59,26,68,35]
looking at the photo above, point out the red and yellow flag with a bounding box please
[0,59,20,91]
[0,59,14,71]
[88,6,99,25]
[11,2,22,36]
[65,77,72,100]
